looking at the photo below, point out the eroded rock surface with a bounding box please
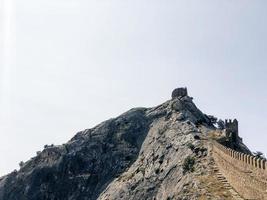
[0,96,247,200]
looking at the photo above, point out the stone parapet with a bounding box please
[212,141,267,199]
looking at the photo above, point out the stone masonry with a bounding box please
[212,141,267,199]
[225,119,239,145]
[171,87,188,98]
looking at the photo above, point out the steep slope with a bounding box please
[0,94,247,200]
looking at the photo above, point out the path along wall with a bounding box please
[212,141,267,199]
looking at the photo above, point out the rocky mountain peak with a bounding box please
[0,89,249,200]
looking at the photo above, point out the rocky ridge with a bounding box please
[0,92,249,200]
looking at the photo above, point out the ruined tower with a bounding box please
[225,119,239,145]
[172,87,188,98]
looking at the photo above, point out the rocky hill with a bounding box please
[0,89,251,200]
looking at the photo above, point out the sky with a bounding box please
[0,0,267,175]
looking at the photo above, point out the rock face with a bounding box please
[0,94,248,200]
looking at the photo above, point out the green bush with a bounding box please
[187,143,195,151]
[182,156,195,174]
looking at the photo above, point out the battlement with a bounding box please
[212,141,267,199]
[225,119,238,131]
[171,87,188,98]
[213,141,267,171]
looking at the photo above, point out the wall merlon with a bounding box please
[262,160,265,170]
[241,153,245,162]
[250,156,254,166]
[252,157,255,166]
[260,159,266,170]
[259,159,264,169]
[244,154,247,163]
[251,156,255,166]
[245,154,249,164]
[227,148,231,156]
[258,159,261,168]
[254,157,258,167]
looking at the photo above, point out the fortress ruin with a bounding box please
[172,87,188,98]
[212,119,267,199]
[224,119,240,149]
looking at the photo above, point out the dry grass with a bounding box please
[198,174,234,200]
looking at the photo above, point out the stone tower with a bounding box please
[172,87,188,98]
[225,119,239,144]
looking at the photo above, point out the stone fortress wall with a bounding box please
[171,87,267,199]
[212,141,267,199]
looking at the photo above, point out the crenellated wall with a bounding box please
[212,141,267,199]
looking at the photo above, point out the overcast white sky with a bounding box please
[0,0,267,175]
